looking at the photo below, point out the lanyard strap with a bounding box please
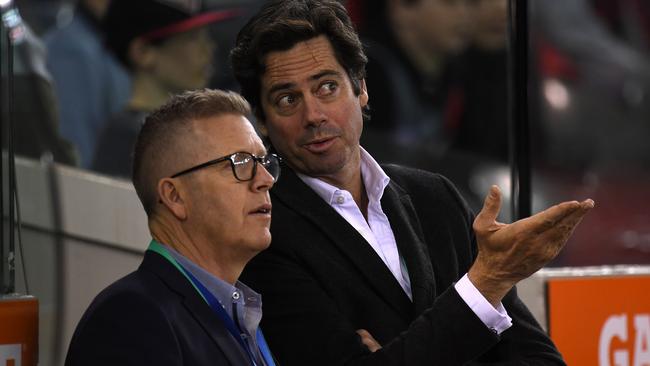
[256,329,275,365]
[147,240,276,366]
[183,267,261,366]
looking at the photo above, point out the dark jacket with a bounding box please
[241,163,565,365]
[65,250,254,366]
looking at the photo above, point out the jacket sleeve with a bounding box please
[423,170,567,365]
[244,238,502,366]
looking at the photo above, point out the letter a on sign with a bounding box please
[0,344,21,366]
[634,315,650,366]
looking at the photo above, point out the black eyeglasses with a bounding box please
[170,152,281,182]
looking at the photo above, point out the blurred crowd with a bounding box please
[5,0,650,266]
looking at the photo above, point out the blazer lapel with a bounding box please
[381,180,437,316]
[141,252,251,365]
[272,167,414,320]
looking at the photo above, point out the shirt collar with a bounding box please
[297,147,390,204]
[164,245,262,313]
[359,147,391,202]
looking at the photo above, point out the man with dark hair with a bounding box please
[65,89,280,366]
[231,1,594,365]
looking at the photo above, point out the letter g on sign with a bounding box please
[0,344,21,366]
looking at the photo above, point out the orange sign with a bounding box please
[0,296,38,366]
[547,276,650,366]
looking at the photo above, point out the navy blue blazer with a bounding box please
[241,163,565,365]
[65,250,255,366]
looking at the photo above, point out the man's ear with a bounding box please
[128,37,157,69]
[358,79,369,108]
[157,178,188,220]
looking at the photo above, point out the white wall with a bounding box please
[13,158,148,366]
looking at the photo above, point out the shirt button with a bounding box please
[336,196,345,204]
[232,292,240,300]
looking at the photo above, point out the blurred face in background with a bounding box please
[149,27,216,92]
[392,0,471,55]
[468,0,508,50]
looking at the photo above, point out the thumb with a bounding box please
[475,185,502,229]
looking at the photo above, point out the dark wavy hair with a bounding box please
[230,0,368,121]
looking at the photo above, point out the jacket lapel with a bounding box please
[141,252,251,365]
[272,167,414,320]
[381,180,437,315]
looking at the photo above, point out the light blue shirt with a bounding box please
[165,245,266,365]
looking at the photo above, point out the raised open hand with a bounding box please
[468,185,594,306]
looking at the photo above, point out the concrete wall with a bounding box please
[13,157,148,366]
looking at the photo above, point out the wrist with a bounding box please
[467,265,514,307]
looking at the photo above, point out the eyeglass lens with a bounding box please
[231,153,280,181]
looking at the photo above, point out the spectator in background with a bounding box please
[92,0,240,178]
[354,0,494,209]
[357,0,470,158]
[44,0,130,168]
[449,0,509,162]
[202,0,266,92]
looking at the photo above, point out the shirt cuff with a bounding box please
[454,273,513,335]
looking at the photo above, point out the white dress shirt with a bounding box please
[297,147,512,334]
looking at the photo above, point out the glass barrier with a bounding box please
[529,0,650,266]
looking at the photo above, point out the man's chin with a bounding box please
[253,234,272,251]
[293,157,348,177]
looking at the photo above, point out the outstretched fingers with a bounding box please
[524,199,589,235]
[525,199,595,260]
[544,199,595,243]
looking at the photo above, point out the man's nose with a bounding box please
[302,95,327,127]
[251,163,275,192]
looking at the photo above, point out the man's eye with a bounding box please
[277,94,296,108]
[318,81,338,96]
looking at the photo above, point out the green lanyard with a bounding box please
[147,239,207,302]
[147,240,276,366]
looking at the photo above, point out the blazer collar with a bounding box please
[272,165,436,319]
[381,180,437,315]
[140,251,252,365]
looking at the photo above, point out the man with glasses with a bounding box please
[65,89,279,366]
[231,0,594,365]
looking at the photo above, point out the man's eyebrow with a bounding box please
[267,82,295,96]
[266,70,343,97]
[311,70,342,81]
